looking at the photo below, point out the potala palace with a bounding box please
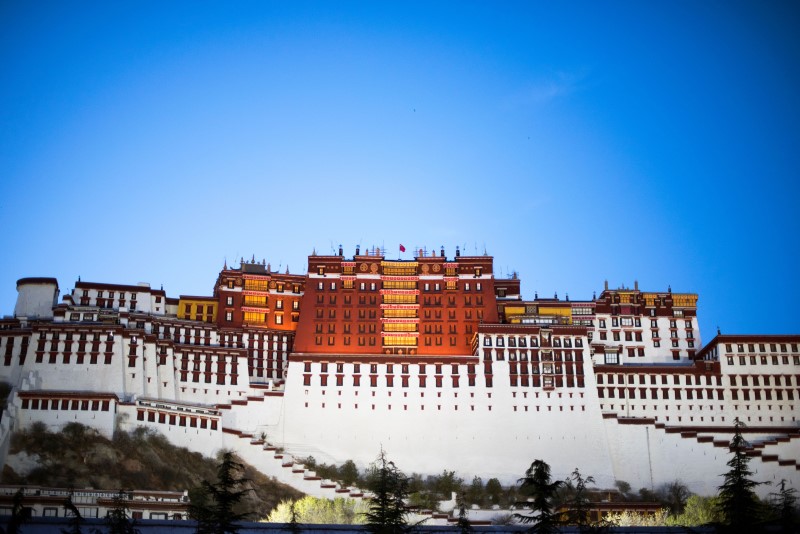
[1,246,798,501]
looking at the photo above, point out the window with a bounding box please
[275,315,283,325]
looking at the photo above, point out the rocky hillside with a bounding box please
[2,422,303,519]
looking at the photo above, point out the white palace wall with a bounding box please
[276,358,616,486]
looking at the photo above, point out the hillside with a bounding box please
[2,422,303,519]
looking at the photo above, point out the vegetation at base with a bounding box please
[514,459,563,534]
[302,455,506,511]
[604,509,668,527]
[715,417,767,532]
[264,496,368,524]
[665,495,722,526]
[104,490,140,534]
[190,452,252,534]
[4,422,302,517]
[363,450,416,534]
[455,493,472,534]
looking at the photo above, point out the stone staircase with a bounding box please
[603,412,800,471]
[220,426,369,501]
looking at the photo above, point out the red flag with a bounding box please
[399,244,406,252]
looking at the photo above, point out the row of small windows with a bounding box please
[305,362,476,375]
[80,289,141,301]
[726,343,798,353]
[315,281,484,292]
[727,355,800,366]
[598,387,797,402]
[483,336,583,348]
[136,409,219,430]
[597,373,724,386]
[21,397,111,411]
[598,318,693,329]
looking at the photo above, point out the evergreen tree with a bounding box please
[465,476,484,507]
[563,468,598,533]
[5,489,30,534]
[455,493,473,534]
[190,451,252,534]
[104,490,139,534]
[768,479,798,534]
[485,478,503,506]
[716,418,766,533]
[286,501,302,534]
[339,460,360,487]
[514,460,563,534]
[61,495,84,534]
[364,450,411,534]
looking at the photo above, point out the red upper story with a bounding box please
[292,248,500,356]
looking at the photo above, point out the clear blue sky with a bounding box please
[1,1,798,340]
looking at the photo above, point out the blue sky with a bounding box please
[1,1,798,340]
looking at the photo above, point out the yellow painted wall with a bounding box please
[178,298,217,323]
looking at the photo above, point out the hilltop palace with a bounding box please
[0,246,798,500]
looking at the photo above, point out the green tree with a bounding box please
[104,490,139,534]
[613,481,631,500]
[659,480,690,514]
[605,509,668,527]
[190,451,252,534]
[515,460,563,534]
[465,476,484,507]
[485,478,503,505]
[562,468,597,532]
[666,495,722,527]
[768,480,798,533]
[61,495,84,534]
[363,450,411,534]
[287,501,301,534]
[716,418,766,532]
[455,493,473,534]
[265,496,368,525]
[6,488,30,534]
[339,460,359,487]
[429,470,463,501]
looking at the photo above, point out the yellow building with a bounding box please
[177,296,217,323]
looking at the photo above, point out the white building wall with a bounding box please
[276,355,616,486]
[14,282,58,320]
[603,416,800,498]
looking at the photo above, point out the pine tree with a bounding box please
[716,418,766,533]
[514,460,563,534]
[61,494,84,534]
[6,488,30,534]
[564,468,596,533]
[768,479,798,534]
[105,490,139,534]
[286,501,302,534]
[190,451,252,534]
[455,493,473,534]
[364,450,411,534]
